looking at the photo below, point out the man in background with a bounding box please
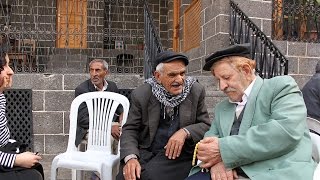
[75,59,123,180]
[75,59,123,147]
[302,60,320,120]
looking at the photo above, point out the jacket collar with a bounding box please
[221,76,264,136]
[238,76,264,134]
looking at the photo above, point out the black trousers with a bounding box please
[117,149,193,180]
[0,141,44,180]
[0,167,43,180]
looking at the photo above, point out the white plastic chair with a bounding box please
[306,117,320,180]
[50,91,130,180]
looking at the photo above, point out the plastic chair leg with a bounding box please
[50,167,57,180]
[76,170,83,180]
[50,158,59,180]
[71,169,76,180]
[71,169,83,180]
[101,164,113,180]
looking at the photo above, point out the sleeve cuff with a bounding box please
[112,122,120,126]
[183,128,191,139]
[124,154,138,164]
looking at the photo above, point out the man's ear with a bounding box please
[240,64,255,82]
[154,71,161,84]
[241,64,252,75]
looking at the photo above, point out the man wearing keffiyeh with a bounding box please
[117,51,211,180]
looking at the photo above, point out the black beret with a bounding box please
[153,51,189,70]
[203,43,251,71]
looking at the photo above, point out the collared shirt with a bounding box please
[94,80,108,91]
[229,77,256,111]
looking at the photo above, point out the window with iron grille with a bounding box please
[272,0,320,43]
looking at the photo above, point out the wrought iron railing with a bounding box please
[143,0,163,79]
[273,0,320,43]
[230,0,288,78]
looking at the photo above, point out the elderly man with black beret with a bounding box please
[117,51,211,180]
[188,43,316,180]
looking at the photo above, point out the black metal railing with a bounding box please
[230,0,288,78]
[272,0,320,43]
[143,0,163,79]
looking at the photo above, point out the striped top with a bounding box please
[0,93,16,168]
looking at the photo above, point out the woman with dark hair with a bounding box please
[0,34,43,179]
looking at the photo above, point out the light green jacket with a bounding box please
[189,76,316,179]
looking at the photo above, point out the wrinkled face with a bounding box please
[89,62,108,89]
[0,54,14,91]
[212,61,250,102]
[155,60,186,95]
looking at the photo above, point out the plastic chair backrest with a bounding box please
[66,91,130,154]
[310,132,320,163]
[307,117,320,136]
[307,117,320,163]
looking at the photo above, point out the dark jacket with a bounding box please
[302,73,320,120]
[74,79,123,146]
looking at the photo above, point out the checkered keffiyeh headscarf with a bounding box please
[145,76,196,108]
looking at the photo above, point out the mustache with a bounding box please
[223,87,237,93]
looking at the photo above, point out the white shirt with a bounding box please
[230,77,256,116]
[93,80,108,91]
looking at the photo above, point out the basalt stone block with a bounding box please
[33,112,64,134]
[45,91,74,111]
[44,135,68,154]
[33,91,44,111]
[12,74,63,90]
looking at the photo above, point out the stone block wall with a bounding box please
[167,0,231,75]
[1,0,170,73]
[147,0,170,48]
[87,0,105,50]
[6,0,105,53]
[167,0,320,86]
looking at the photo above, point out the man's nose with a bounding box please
[8,66,14,75]
[91,70,98,75]
[219,81,228,91]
